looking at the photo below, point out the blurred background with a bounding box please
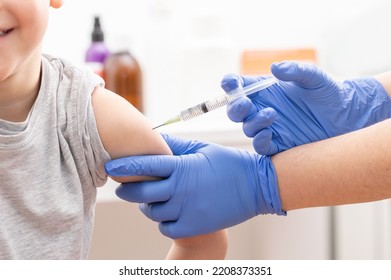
[45,0,391,259]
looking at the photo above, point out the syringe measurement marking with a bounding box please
[181,95,229,121]
[201,102,208,113]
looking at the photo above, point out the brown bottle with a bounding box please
[104,50,143,112]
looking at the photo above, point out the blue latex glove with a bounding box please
[222,61,391,155]
[105,134,285,239]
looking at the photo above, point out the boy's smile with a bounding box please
[0,29,12,36]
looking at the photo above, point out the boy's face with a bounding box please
[0,0,62,82]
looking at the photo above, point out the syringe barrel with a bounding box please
[179,94,231,121]
[173,77,277,124]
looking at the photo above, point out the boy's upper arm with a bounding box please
[91,86,172,182]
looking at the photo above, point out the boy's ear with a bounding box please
[50,0,64,9]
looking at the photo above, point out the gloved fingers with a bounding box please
[222,73,272,93]
[139,201,180,223]
[160,133,204,156]
[115,180,172,203]
[158,221,194,239]
[226,97,257,122]
[159,221,190,239]
[220,73,243,93]
[252,128,273,155]
[158,221,177,238]
[105,155,177,178]
[271,61,331,90]
[242,108,276,137]
[241,75,271,88]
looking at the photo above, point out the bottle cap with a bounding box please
[92,16,104,42]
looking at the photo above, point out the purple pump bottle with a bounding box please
[85,16,110,78]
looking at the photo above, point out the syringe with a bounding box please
[153,77,278,129]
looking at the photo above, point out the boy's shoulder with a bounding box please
[42,53,104,92]
[42,54,94,75]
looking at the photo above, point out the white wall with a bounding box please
[44,0,391,259]
[45,0,391,122]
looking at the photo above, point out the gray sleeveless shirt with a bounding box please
[0,55,111,259]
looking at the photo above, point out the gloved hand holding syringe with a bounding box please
[153,76,278,129]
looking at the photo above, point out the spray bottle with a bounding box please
[85,16,110,78]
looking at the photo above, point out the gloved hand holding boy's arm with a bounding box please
[105,134,285,239]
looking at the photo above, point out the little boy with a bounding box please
[0,0,227,259]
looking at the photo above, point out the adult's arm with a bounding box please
[276,118,391,211]
[375,71,391,97]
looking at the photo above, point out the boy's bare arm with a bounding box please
[91,86,227,259]
[165,231,228,260]
[92,87,171,183]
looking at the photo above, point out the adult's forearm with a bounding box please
[375,71,391,98]
[273,118,391,211]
